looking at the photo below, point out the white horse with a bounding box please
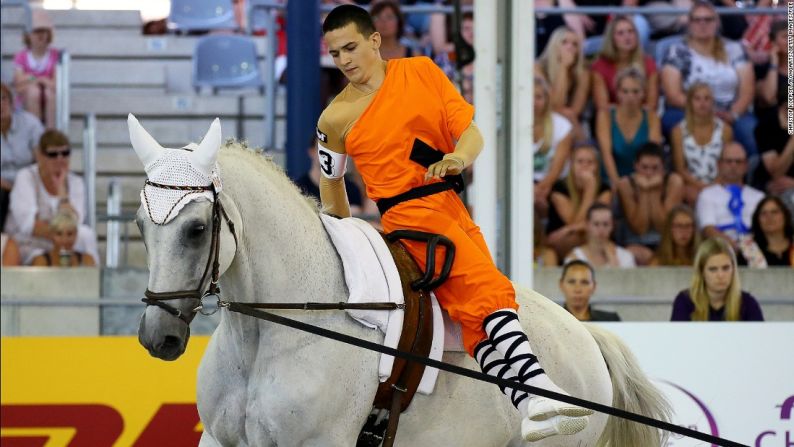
[132,117,670,446]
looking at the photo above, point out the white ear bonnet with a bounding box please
[128,114,223,225]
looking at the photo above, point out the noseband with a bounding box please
[141,180,238,325]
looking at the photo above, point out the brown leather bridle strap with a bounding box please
[222,301,404,311]
[142,181,237,323]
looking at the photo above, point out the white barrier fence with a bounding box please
[598,323,794,447]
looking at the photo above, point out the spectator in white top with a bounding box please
[565,203,637,268]
[533,75,573,215]
[671,82,733,205]
[4,129,98,264]
[660,1,757,159]
[1,82,44,230]
[696,142,764,246]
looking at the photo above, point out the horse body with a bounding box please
[136,140,667,446]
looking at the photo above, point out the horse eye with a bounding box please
[188,224,206,239]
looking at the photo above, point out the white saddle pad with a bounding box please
[320,214,465,395]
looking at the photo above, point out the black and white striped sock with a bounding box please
[483,309,547,387]
[473,339,528,412]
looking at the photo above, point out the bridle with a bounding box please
[141,180,237,325]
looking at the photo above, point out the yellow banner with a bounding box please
[1,336,209,447]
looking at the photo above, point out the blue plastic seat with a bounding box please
[192,35,264,93]
[168,0,237,33]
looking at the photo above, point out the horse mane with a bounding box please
[217,139,321,212]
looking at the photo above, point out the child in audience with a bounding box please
[671,237,764,321]
[12,10,59,128]
[591,15,658,111]
[652,205,700,266]
[616,142,684,265]
[565,203,636,268]
[31,211,95,267]
[671,82,733,205]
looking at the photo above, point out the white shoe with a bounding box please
[525,395,594,422]
[522,414,589,442]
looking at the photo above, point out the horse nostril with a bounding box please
[162,335,181,350]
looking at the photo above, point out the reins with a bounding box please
[223,301,747,447]
[139,185,745,447]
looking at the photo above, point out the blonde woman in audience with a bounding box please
[1,232,21,266]
[652,205,700,266]
[671,237,764,321]
[591,15,658,111]
[660,1,756,158]
[565,203,636,268]
[533,75,573,214]
[31,211,95,267]
[536,26,589,139]
[4,129,98,264]
[671,82,733,205]
[596,67,662,189]
[546,143,612,259]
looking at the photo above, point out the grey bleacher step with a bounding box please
[47,9,143,29]
[70,92,285,117]
[69,118,283,152]
[97,239,148,268]
[2,34,270,59]
[70,59,169,88]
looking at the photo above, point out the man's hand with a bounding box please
[425,155,465,182]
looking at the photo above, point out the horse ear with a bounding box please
[128,114,163,169]
[192,118,221,177]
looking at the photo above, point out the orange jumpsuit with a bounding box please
[317,57,517,355]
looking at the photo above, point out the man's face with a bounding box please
[560,265,596,310]
[324,23,381,85]
[718,144,747,184]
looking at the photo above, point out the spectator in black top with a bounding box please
[750,195,794,267]
[546,142,612,259]
[756,21,788,111]
[370,1,414,61]
[753,101,794,206]
[560,259,621,321]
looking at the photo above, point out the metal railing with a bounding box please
[82,113,97,232]
[55,50,71,133]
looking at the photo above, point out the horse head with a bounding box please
[129,114,237,360]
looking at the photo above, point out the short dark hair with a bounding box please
[561,259,595,282]
[586,202,612,221]
[634,142,664,163]
[39,129,70,152]
[322,4,376,37]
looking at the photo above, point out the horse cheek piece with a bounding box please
[130,114,233,361]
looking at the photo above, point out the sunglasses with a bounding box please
[44,149,71,159]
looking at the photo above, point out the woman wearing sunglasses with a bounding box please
[4,129,98,264]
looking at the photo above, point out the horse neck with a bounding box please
[219,158,348,307]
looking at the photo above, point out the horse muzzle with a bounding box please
[138,309,191,361]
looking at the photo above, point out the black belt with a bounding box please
[377,181,455,216]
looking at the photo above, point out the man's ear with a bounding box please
[370,31,382,50]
